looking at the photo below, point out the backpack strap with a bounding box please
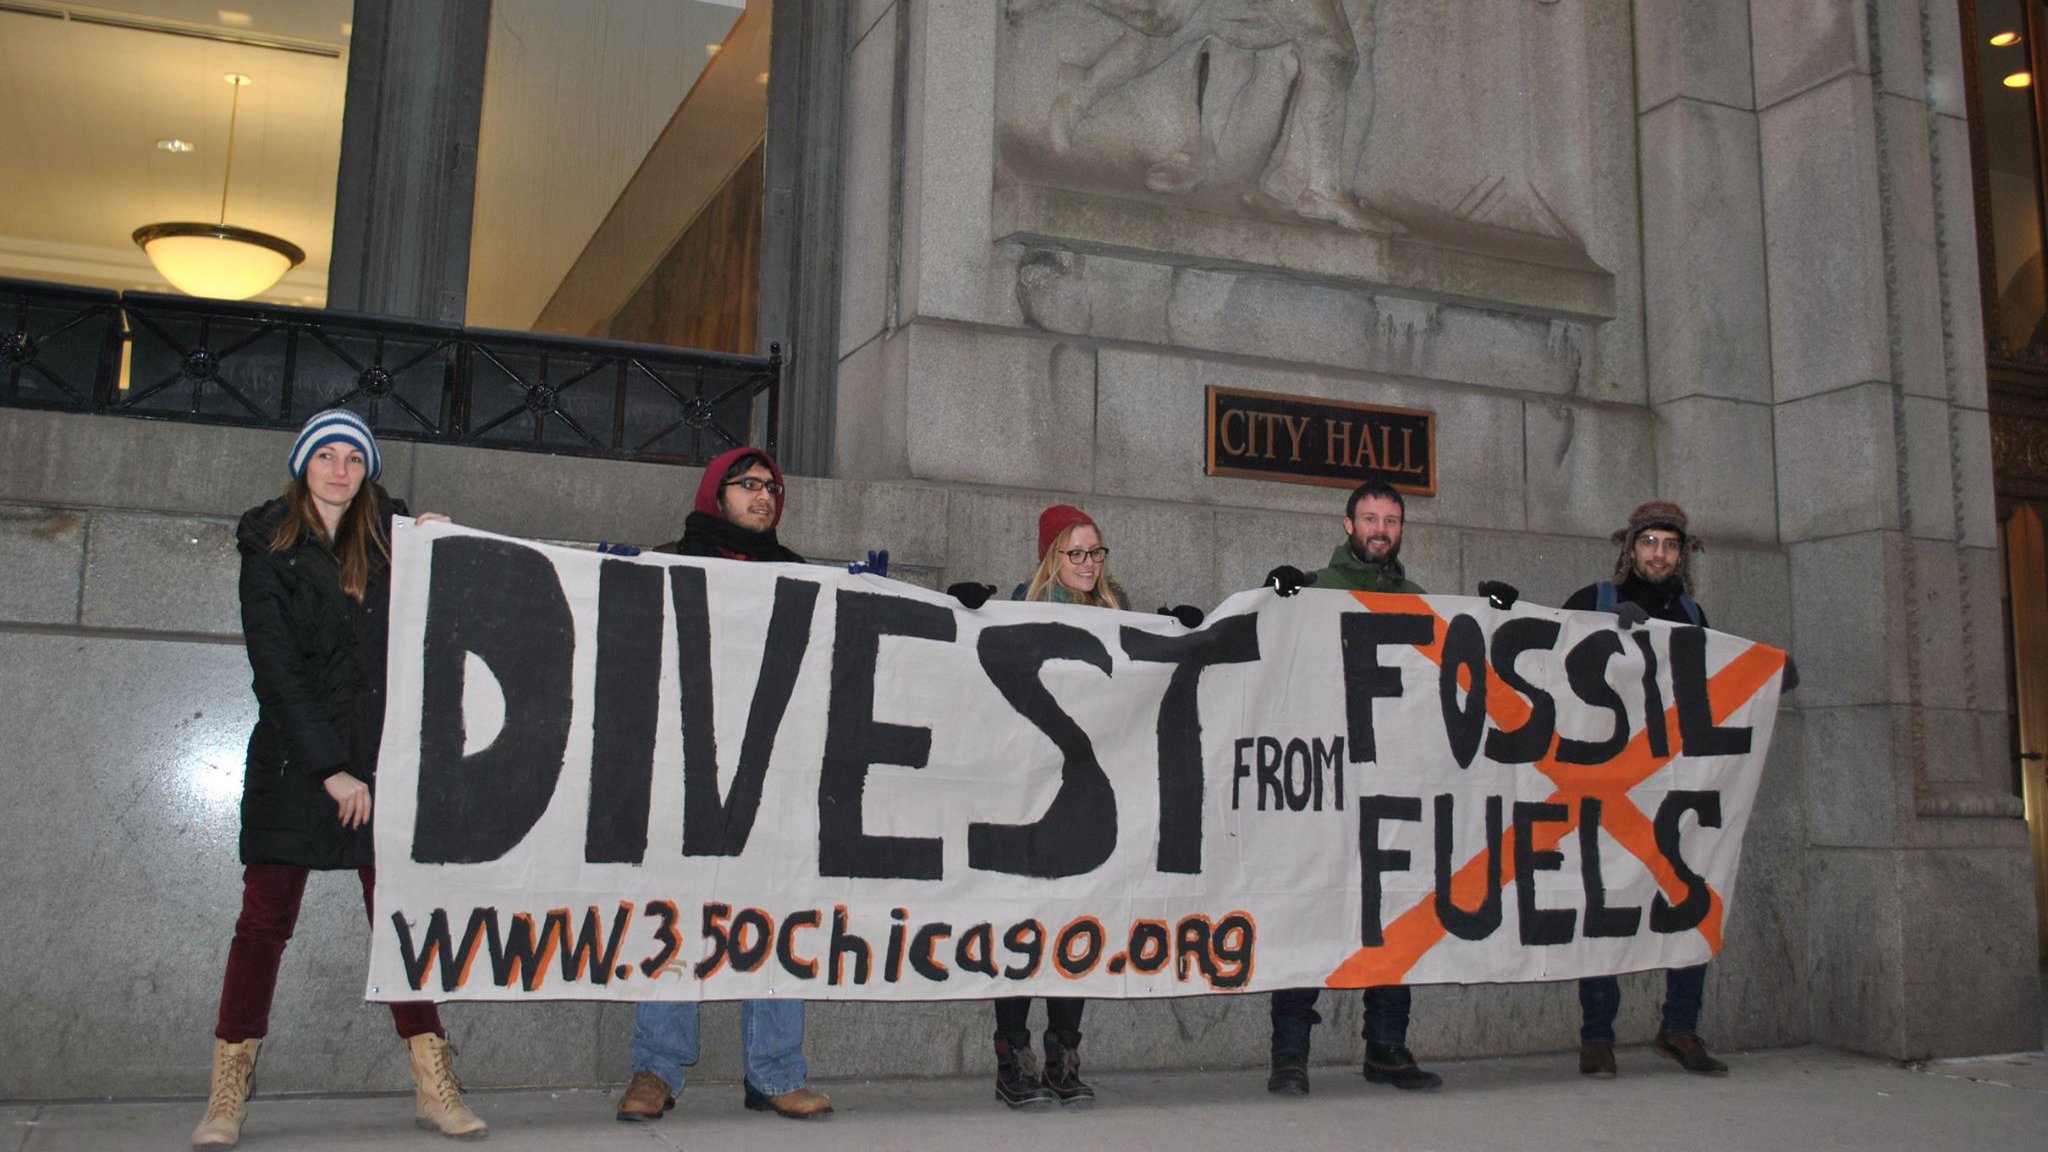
[1678,594,1703,627]
[1594,581,1617,614]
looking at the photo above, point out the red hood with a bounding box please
[694,447,786,531]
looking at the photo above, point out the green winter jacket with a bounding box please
[1309,542,1424,595]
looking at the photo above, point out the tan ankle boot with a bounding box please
[405,1033,488,1140]
[192,1038,260,1149]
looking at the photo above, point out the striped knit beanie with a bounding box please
[288,409,380,481]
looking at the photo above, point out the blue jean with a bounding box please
[1578,964,1707,1044]
[1270,984,1411,1057]
[630,1000,808,1097]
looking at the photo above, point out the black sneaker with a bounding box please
[1042,1039,1096,1107]
[1654,1032,1729,1076]
[1362,1043,1443,1091]
[994,1040,1056,1108]
[1580,1041,1617,1078]
[1267,1056,1310,1096]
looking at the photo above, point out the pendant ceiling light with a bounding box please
[133,74,305,301]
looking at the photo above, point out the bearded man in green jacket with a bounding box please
[1259,480,1435,1095]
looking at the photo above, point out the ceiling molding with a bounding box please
[0,0,344,56]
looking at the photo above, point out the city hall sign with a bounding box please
[1205,385,1435,495]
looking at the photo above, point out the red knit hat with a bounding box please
[1038,504,1095,559]
[694,446,786,530]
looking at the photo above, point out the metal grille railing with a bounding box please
[0,276,779,465]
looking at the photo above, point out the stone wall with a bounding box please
[0,401,1801,1099]
[834,0,2041,1065]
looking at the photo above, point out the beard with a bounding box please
[1352,534,1401,565]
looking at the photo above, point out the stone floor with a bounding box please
[6,1041,2045,1152]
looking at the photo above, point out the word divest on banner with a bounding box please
[366,521,1788,1003]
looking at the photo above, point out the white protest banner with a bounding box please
[367,521,1787,1002]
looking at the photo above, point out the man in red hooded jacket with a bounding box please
[615,447,829,1123]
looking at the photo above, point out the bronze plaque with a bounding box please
[1204,386,1435,495]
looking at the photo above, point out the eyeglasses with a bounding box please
[1060,547,1109,564]
[723,477,784,495]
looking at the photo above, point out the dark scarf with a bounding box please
[674,510,805,564]
[1615,570,1693,624]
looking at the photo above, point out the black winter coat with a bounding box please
[1562,572,1711,629]
[234,488,406,869]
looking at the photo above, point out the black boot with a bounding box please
[1363,1043,1443,1091]
[1042,1033,1096,1107]
[1267,1053,1310,1096]
[1654,1032,1729,1076]
[993,1035,1056,1108]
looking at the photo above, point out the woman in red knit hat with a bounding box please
[989,504,1123,1110]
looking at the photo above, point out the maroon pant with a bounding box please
[214,864,443,1042]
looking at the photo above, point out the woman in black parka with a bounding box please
[193,410,486,1149]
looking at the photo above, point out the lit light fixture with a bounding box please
[217,10,253,27]
[706,43,721,56]
[757,72,769,84]
[156,138,195,153]
[132,74,304,301]
[1992,31,2022,47]
[2006,71,2035,88]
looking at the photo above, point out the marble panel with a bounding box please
[1639,100,1771,404]
[1775,384,1901,543]
[81,513,241,636]
[1758,75,1890,404]
[1634,0,1756,112]
[902,325,1096,492]
[0,505,85,626]
[1523,402,1655,538]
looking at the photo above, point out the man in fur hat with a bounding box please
[1559,499,1723,1078]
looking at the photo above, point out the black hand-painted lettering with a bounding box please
[1672,627,1753,757]
[819,591,955,879]
[1433,793,1503,941]
[1512,801,1576,945]
[967,623,1117,878]
[1120,615,1260,873]
[1439,614,1487,769]
[1557,630,1629,766]
[1341,613,1434,763]
[1578,799,1642,938]
[672,569,819,856]
[587,561,663,863]
[1632,632,1670,758]
[1649,790,1722,933]
[416,537,575,863]
[1357,795,1423,946]
[1484,617,1560,764]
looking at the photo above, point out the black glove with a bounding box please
[946,582,996,610]
[1265,565,1310,597]
[1158,605,1205,629]
[1613,601,1649,629]
[1781,655,1800,693]
[1477,580,1519,610]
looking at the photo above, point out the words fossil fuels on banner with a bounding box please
[366,522,1788,1003]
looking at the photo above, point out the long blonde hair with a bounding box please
[268,476,389,602]
[1026,523,1124,610]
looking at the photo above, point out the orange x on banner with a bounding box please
[1323,593,1787,988]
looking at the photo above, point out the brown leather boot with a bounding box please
[192,1038,260,1149]
[406,1034,489,1139]
[743,1085,834,1118]
[615,1070,675,1122]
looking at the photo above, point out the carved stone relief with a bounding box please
[997,0,1610,293]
